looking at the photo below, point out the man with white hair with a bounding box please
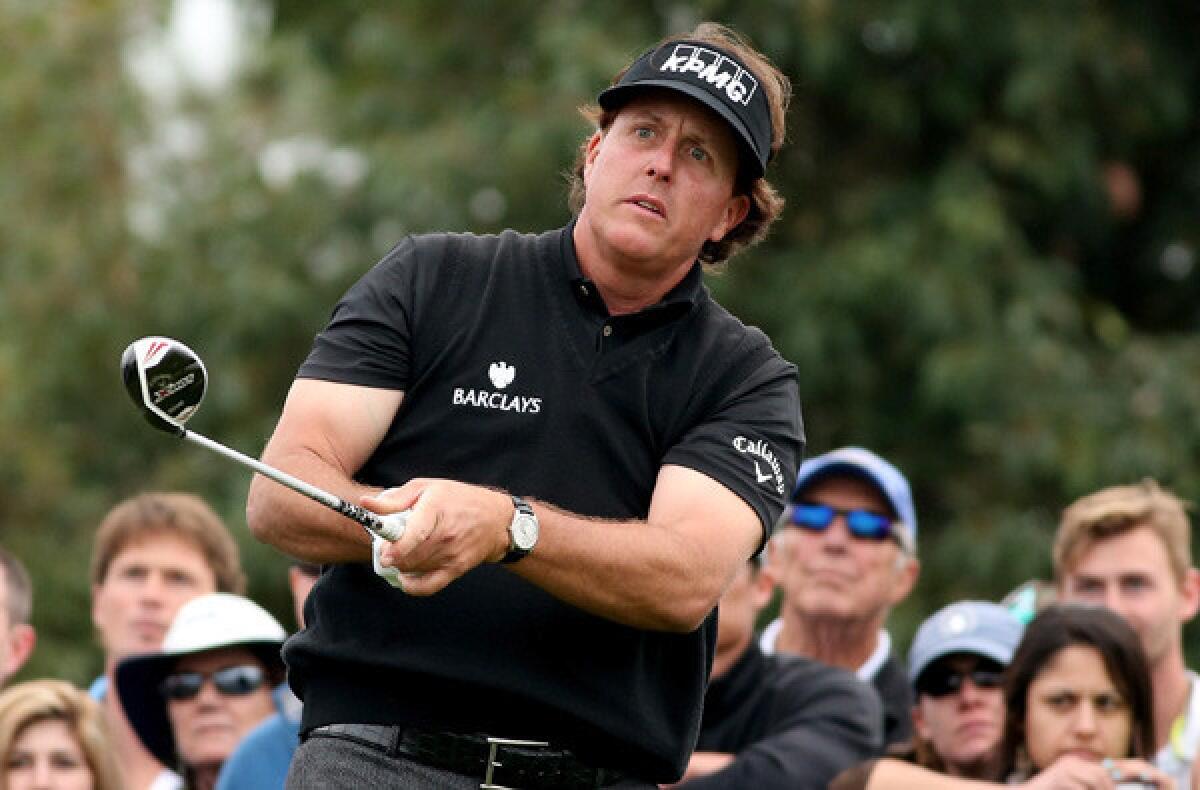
[762,446,920,747]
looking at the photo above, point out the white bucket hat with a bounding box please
[115,593,287,768]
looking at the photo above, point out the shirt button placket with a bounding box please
[597,323,613,352]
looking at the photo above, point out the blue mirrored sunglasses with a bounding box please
[786,502,897,542]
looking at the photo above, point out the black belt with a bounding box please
[309,723,629,789]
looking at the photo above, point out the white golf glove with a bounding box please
[371,510,410,589]
[373,534,405,588]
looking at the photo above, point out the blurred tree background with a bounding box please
[1,0,1198,685]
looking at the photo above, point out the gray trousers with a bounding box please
[286,732,657,789]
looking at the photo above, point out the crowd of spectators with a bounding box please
[2,460,1196,789]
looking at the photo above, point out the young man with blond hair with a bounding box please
[89,491,246,790]
[1054,478,1200,788]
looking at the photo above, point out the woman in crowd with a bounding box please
[117,592,287,790]
[835,604,1176,789]
[0,679,122,790]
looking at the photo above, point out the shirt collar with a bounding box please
[758,619,892,682]
[857,629,892,681]
[561,219,704,322]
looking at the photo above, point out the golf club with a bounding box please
[120,336,407,543]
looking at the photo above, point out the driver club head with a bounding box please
[121,337,208,436]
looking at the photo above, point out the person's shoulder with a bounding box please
[875,652,910,688]
[408,226,554,259]
[239,710,296,750]
[87,675,106,701]
[688,296,794,376]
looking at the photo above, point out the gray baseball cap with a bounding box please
[907,600,1025,688]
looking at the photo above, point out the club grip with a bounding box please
[373,511,409,542]
[337,501,408,541]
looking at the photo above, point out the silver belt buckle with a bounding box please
[480,736,551,790]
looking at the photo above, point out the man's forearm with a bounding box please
[511,502,736,632]
[375,466,763,632]
[245,447,381,562]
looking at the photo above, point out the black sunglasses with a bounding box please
[161,664,266,701]
[917,662,1004,698]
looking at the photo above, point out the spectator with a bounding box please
[88,492,245,790]
[831,601,1024,788]
[669,556,881,788]
[117,592,287,790]
[215,562,320,790]
[1055,479,1200,787]
[761,446,920,746]
[0,548,36,688]
[0,678,123,790]
[838,605,1174,789]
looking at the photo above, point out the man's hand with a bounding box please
[366,479,512,596]
[1023,756,1174,790]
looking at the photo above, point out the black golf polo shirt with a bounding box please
[285,223,803,782]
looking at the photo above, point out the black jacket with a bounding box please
[871,651,914,748]
[680,644,883,789]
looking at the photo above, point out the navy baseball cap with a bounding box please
[597,39,773,178]
[792,446,918,552]
[908,601,1025,689]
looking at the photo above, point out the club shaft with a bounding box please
[181,429,387,538]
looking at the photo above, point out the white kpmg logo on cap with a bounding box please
[659,44,758,106]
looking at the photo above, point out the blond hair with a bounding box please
[1054,479,1193,585]
[90,492,246,594]
[0,679,123,790]
[567,22,790,266]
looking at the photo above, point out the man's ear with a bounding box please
[708,194,750,245]
[581,131,603,184]
[4,623,36,677]
[1179,567,1200,623]
[889,555,920,608]
[751,562,776,611]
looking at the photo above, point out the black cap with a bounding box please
[598,40,773,179]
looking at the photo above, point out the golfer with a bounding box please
[248,22,802,789]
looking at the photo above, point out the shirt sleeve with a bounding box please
[661,333,803,548]
[297,235,426,390]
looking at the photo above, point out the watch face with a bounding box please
[512,514,538,550]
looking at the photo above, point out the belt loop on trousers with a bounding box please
[388,723,402,757]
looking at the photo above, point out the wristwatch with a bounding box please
[501,495,539,563]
